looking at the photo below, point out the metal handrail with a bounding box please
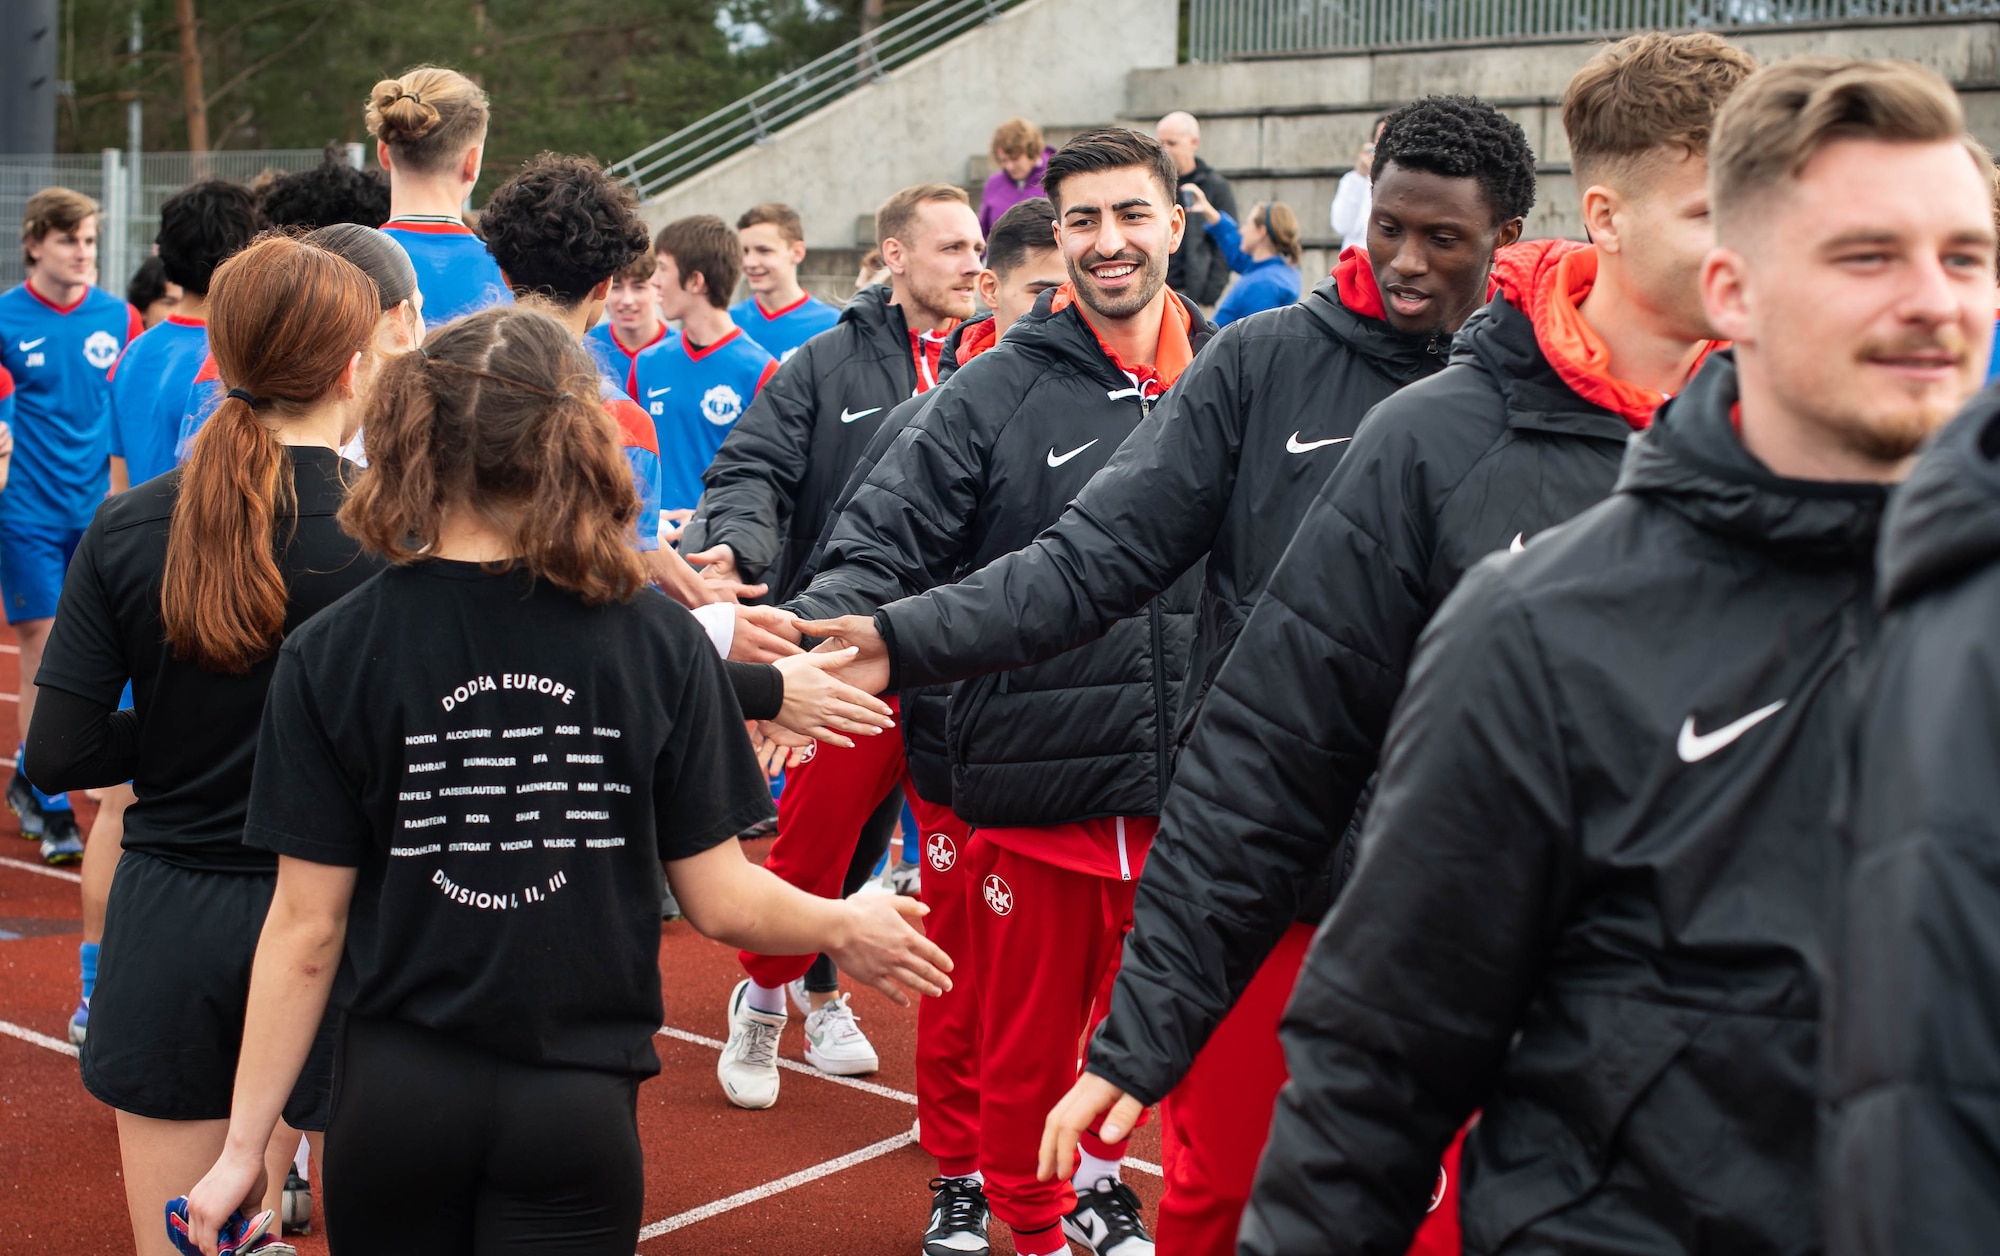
[1188,0,2000,61]
[609,0,1022,198]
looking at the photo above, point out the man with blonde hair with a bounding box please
[692,181,982,1111]
[1241,55,1995,1254]
[730,202,839,362]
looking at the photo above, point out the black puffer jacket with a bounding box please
[788,315,988,805]
[1086,247,1638,1111]
[1823,385,2000,1256]
[881,264,1449,747]
[1243,352,1885,1255]
[690,284,920,600]
[802,289,1214,826]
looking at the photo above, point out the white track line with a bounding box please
[653,1022,1161,1176]
[0,853,81,883]
[0,643,17,654]
[637,1129,917,1242]
[0,1017,78,1058]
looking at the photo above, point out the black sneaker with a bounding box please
[1064,1177,1153,1256]
[923,1176,990,1255]
[39,808,82,865]
[6,772,46,838]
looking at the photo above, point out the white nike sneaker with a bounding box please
[717,979,786,1109]
[1064,1178,1153,1256]
[801,991,879,1076]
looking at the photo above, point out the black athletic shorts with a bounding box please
[81,849,337,1128]
[325,1017,644,1255]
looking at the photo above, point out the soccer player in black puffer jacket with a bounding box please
[1244,58,1996,1255]
[802,129,1212,1256]
[802,94,1538,1255]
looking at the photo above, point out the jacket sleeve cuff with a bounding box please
[875,609,903,694]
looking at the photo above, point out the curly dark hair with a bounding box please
[154,179,261,296]
[1374,96,1537,225]
[479,152,650,307]
[258,145,391,230]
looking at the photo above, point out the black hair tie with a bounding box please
[225,387,264,408]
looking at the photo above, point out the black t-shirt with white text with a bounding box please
[244,560,776,1076]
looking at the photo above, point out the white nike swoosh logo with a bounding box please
[1286,433,1350,454]
[647,387,671,397]
[1047,440,1099,467]
[1509,533,1525,554]
[17,338,44,351]
[839,407,882,424]
[1676,700,1786,763]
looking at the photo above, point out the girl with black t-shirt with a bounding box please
[24,234,393,1256]
[183,306,950,1256]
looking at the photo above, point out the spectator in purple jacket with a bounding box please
[979,118,1054,236]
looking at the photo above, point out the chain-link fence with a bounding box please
[0,148,357,296]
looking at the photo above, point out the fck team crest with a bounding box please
[982,873,1013,916]
[925,832,956,872]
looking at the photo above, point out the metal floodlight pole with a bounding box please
[0,0,60,155]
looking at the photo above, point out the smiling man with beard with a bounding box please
[800,94,1536,1255]
[1245,56,1996,1253]
[797,128,1214,1256]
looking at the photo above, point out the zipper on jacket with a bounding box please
[1426,331,1443,356]
[1149,600,1170,810]
[1115,815,1131,882]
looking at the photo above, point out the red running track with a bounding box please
[0,628,1164,1254]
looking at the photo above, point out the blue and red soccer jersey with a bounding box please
[728,292,838,363]
[598,373,662,553]
[175,354,223,464]
[0,282,140,531]
[629,327,777,514]
[381,219,512,325]
[0,364,13,440]
[585,319,676,387]
[110,314,209,487]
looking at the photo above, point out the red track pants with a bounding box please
[965,834,1138,1236]
[733,709,983,1175]
[1153,922,1464,1256]
[737,716,907,989]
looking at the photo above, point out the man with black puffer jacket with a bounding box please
[1822,271,2000,1252]
[802,94,1537,1256]
[802,128,1211,1256]
[1245,57,1997,1255]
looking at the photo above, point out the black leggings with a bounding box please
[324,1017,644,1256]
[803,785,904,993]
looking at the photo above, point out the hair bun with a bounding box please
[369,78,441,143]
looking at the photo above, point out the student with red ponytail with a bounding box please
[23,233,386,1256]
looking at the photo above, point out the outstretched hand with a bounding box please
[795,614,891,695]
[771,648,896,747]
[825,894,952,1006]
[731,605,804,663]
[686,544,740,584]
[1038,1072,1146,1182]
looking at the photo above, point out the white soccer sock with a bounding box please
[745,980,787,1015]
[1073,1148,1121,1190]
[943,1169,984,1186]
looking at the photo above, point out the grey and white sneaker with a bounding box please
[801,991,879,1075]
[785,976,812,1016]
[716,979,786,1109]
[1064,1177,1153,1256]
[924,1176,991,1255]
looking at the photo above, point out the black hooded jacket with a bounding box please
[793,289,1214,826]
[877,270,1449,745]
[690,284,921,600]
[1243,353,1885,1256]
[787,315,986,805]
[1085,275,1638,1110]
[1822,385,2000,1256]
